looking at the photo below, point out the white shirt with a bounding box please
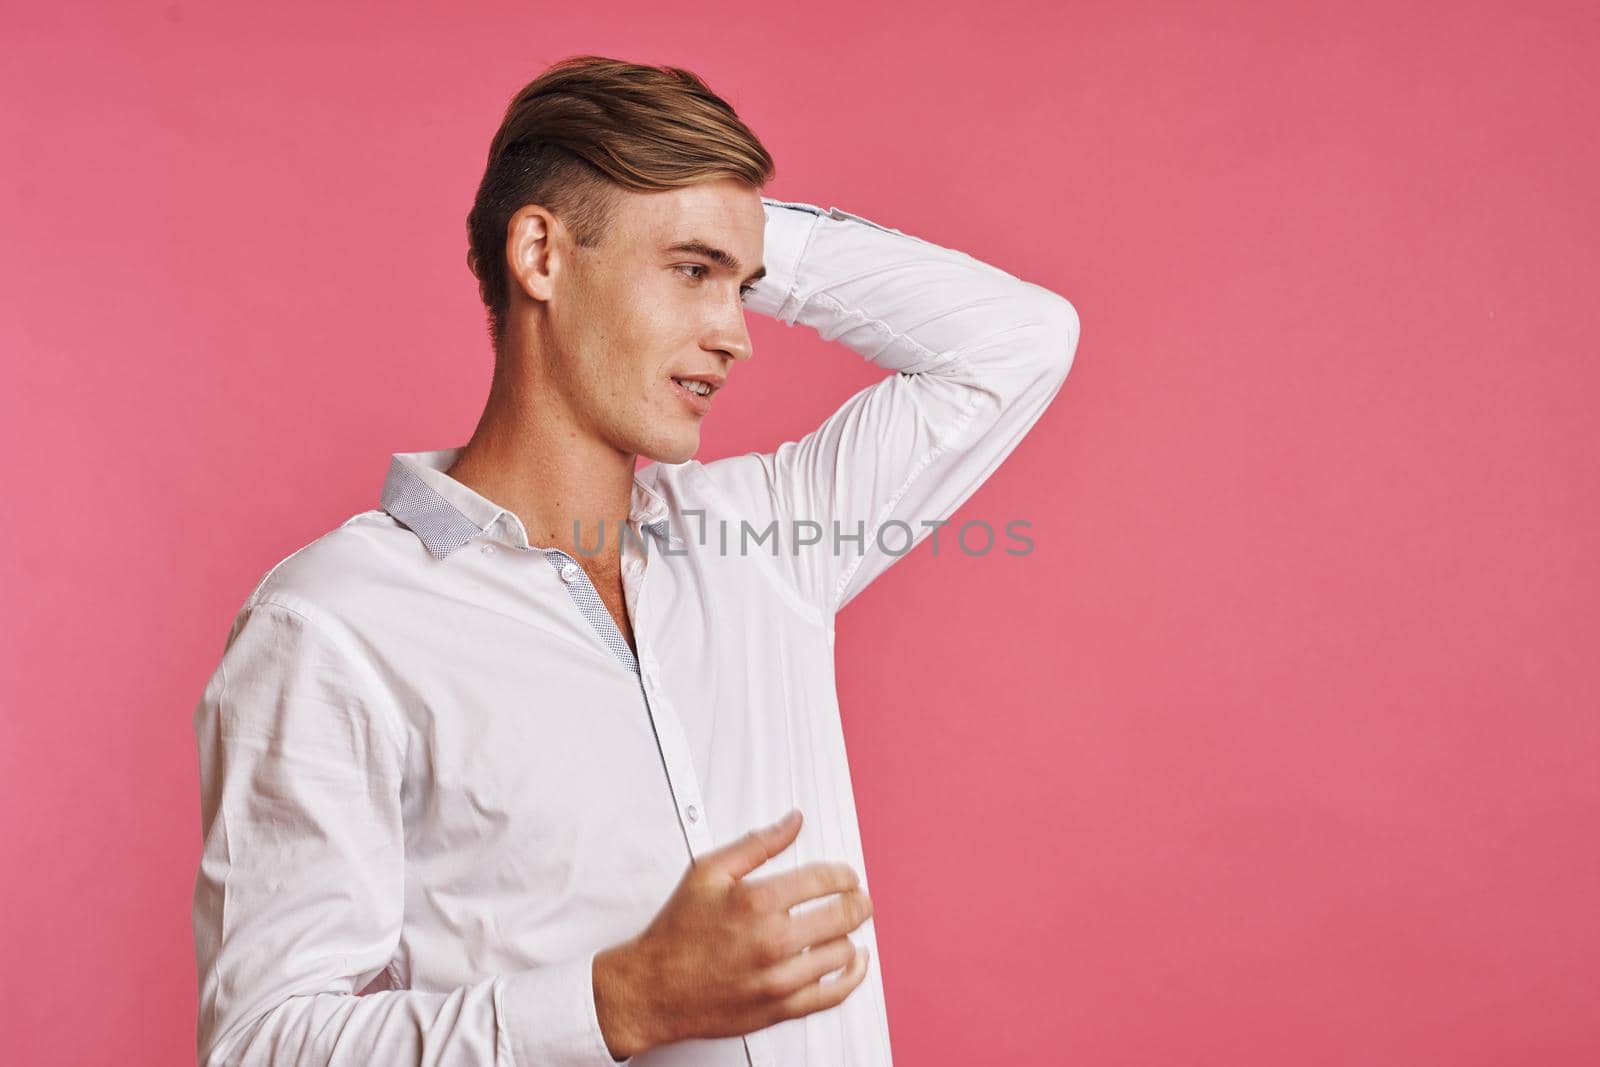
[191,197,1080,1067]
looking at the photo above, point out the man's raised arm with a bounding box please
[191,598,625,1067]
[697,197,1081,615]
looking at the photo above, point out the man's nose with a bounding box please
[707,306,754,363]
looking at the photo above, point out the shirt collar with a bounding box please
[379,446,672,561]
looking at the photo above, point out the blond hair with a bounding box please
[465,55,776,352]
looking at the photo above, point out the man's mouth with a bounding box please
[672,377,714,397]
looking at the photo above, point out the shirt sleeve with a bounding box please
[191,598,627,1067]
[695,197,1081,616]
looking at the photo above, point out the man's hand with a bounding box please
[592,809,874,1059]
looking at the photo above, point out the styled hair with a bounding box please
[465,55,776,353]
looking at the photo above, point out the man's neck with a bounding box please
[445,372,635,567]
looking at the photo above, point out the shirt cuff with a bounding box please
[745,197,825,323]
[498,949,629,1066]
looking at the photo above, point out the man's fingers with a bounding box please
[744,860,860,912]
[775,943,871,1020]
[705,809,803,880]
[786,886,873,951]
[765,934,864,995]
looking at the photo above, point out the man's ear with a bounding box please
[506,204,561,303]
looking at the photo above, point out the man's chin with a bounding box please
[636,432,700,466]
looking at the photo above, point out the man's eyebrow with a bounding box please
[664,239,767,283]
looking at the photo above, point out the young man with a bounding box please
[191,55,1080,1067]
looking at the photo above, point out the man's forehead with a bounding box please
[633,184,763,241]
[628,185,765,274]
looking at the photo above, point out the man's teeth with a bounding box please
[673,377,712,397]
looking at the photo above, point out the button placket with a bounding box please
[627,577,716,859]
[543,550,640,675]
[636,677,713,854]
[621,541,772,1067]
[745,1032,777,1067]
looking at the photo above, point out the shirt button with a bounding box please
[559,562,580,583]
[685,804,700,823]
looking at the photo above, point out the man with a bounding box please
[191,54,1079,1067]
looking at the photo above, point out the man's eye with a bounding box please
[679,264,755,302]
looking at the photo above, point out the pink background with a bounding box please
[3,2,1596,1064]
